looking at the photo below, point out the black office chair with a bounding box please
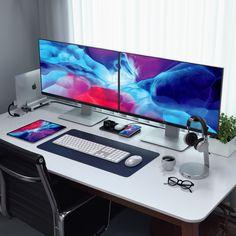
[0,139,111,236]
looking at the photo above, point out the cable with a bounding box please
[8,102,19,117]
[8,102,27,117]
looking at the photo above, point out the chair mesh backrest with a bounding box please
[0,139,54,236]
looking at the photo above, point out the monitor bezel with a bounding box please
[38,39,120,114]
[119,51,224,137]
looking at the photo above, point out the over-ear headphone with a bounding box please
[185,115,208,152]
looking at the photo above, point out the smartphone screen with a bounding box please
[118,125,141,137]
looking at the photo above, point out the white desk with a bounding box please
[1,103,236,236]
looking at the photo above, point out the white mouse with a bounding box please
[125,155,143,167]
[114,124,126,131]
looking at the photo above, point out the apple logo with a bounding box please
[32,83,37,90]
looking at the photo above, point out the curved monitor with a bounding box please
[119,52,223,135]
[39,39,119,126]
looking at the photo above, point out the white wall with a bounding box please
[0,0,40,114]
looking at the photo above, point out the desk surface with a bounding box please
[1,103,236,224]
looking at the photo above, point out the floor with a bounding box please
[0,208,151,236]
[0,214,44,236]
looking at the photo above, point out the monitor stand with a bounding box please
[141,125,188,151]
[59,104,107,127]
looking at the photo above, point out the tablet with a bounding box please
[7,119,66,143]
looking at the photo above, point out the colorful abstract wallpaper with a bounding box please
[120,53,223,133]
[7,120,65,143]
[39,39,119,110]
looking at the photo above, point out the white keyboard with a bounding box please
[53,134,130,163]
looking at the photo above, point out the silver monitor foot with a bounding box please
[141,125,188,151]
[59,105,107,127]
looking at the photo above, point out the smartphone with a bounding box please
[118,124,141,137]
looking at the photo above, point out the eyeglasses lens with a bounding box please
[181,181,194,189]
[168,177,178,186]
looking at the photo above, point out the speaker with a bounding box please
[184,115,208,152]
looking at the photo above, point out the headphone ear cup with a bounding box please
[185,132,198,146]
[194,138,205,152]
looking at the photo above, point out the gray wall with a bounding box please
[0,0,40,114]
[38,0,72,42]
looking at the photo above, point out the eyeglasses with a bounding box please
[164,176,194,193]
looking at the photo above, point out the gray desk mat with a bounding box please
[38,129,159,177]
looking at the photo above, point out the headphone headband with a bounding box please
[186,115,208,136]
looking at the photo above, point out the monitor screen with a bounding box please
[119,52,223,134]
[39,39,119,111]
